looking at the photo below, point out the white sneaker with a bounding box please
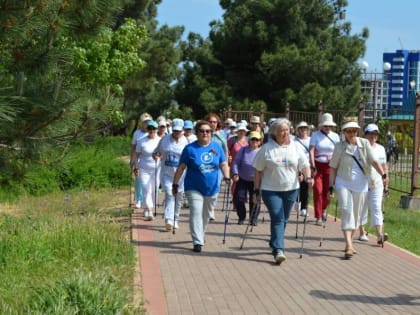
[145,212,154,221]
[174,221,179,229]
[315,218,322,226]
[275,250,286,265]
[143,210,149,217]
[135,202,141,209]
[300,209,308,217]
[359,234,369,242]
[322,209,327,221]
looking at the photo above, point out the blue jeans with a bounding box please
[262,189,298,255]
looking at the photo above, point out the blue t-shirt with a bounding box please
[180,141,226,196]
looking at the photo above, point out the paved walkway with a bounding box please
[132,192,420,315]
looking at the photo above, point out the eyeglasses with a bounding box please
[250,138,260,141]
[208,120,218,124]
[345,129,358,133]
[198,129,212,134]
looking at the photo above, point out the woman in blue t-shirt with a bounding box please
[172,120,231,253]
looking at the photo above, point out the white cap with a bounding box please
[364,123,379,133]
[172,118,184,131]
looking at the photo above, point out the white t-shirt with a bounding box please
[369,143,386,186]
[156,134,189,178]
[132,129,147,145]
[310,130,340,163]
[253,140,309,191]
[136,136,161,171]
[294,137,310,162]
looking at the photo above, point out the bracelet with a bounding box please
[311,166,316,171]
[328,186,334,194]
[172,184,179,188]
[223,177,231,181]
[382,173,387,179]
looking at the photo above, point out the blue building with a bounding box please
[383,50,420,111]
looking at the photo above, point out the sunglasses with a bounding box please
[345,129,358,133]
[250,138,260,141]
[147,127,157,130]
[198,129,212,134]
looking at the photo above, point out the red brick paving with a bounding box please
[132,194,420,315]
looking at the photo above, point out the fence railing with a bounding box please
[220,98,420,197]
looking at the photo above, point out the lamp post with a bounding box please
[360,62,391,123]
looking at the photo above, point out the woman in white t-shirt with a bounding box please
[358,124,389,245]
[135,120,161,221]
[253,118,312,265]
[154,118,188,231]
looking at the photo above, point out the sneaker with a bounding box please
[145,212,154,221]
[135,202,141,209]
[359,234,369,242]
[322,209,327,221]
[174,221,179,229]
[193,244,202,252]
[238,219,245,225]
[165,223,173,231]
[315,218,322,226]
[274,250,286,265]
[143,210,149,217]
[300,209,308,217]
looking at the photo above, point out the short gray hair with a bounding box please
[268,118,291,137]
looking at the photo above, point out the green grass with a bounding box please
[0,189,144,315]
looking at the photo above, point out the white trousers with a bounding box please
[336,187,367,230]
[360,183,384,227]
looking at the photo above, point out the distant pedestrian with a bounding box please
[358,123,389,245]
[232,131,261,225]
[154,118,188,230]
[135,120,161,221]
[294,121,311,217]
[309,113,340,225]
[131,112,153,208]
[172,120,231,253]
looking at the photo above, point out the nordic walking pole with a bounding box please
[295,194,301,239]
[154,159,158,217]
[334,199,338,221]
[381,188,389,248]
[299,209,309,258]
[172,193,177,235]
[129,168,134,207]
[222,183,231,244]
[319,204,328,247]
[239,199,260,250]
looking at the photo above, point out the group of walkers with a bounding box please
[130,111,390,264]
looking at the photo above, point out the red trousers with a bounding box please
[313,161,331,219]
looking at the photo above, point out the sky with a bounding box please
[156,0,420,73]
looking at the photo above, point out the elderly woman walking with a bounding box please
[328,118,387,259]
[253,118,312,265]
[172,120,231,253]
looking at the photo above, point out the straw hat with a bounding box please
[319,113,336,127]
[341,117,360,130]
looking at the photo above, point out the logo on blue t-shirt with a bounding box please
[201,151,214,164]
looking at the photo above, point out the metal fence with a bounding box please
[220,98,420,197]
